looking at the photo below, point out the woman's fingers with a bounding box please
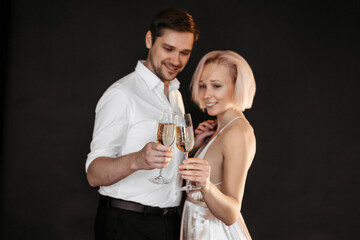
[178,158,210,179]
[195,120,217,133]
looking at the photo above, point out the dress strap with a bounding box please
[194,116,241,159]
[218,116,242,134]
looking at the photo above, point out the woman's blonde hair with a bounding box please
[191,50,256,112]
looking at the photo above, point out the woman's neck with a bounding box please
[216,108,244,130]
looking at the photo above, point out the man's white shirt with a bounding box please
[86,61,185,208]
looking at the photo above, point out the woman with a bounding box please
[179,50,256,239]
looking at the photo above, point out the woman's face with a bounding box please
[199,63,235,116]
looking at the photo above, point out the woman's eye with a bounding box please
[199,85,206,89]
[214,85,222,88]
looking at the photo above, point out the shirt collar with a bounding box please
[135,60,180,91]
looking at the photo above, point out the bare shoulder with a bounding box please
[219,118,256,167]
[221,118,255,147]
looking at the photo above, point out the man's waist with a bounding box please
[99,195,180,216]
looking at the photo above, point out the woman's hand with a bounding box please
[193,119,217,151]
[178,157,211,190]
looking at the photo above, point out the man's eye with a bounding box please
[181,52,190,56]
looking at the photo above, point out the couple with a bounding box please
[86,8,256,240]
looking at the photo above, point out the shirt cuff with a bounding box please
[85,147,121,172]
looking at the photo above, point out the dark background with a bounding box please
[1,0,359,239]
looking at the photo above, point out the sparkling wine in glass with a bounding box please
[176,113,201,191]
[149,110,176,184]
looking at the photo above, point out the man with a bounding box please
[86,8,199,240]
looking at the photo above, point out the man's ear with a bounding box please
[145,30,152,49]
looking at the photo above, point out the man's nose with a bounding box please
[170,52,181,66]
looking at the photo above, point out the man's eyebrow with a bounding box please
[162,43,192,53]
[162,43,174,48]
[181,49,192,53]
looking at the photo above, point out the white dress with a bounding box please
[180,117,252,240]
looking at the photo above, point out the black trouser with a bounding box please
[94,196,181,240]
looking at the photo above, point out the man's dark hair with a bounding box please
[150,8,200,44]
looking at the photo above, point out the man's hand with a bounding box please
[134,142,174,170]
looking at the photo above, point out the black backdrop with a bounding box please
[1,0,359,239]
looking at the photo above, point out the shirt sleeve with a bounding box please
[85,86,130,172]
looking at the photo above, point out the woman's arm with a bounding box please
[179,123,255,225]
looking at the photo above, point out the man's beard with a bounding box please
[150,56,182,82]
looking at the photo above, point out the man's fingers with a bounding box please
[152,161,171,169]
[154,150,174,158]
[141,142,173,169]
[152,142,173,152]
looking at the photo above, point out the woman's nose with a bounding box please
[203,87,212,99]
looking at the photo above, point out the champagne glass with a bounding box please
[149,110,176,184]
[176,113,201,191]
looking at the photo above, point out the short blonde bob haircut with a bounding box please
[191,50,256,112]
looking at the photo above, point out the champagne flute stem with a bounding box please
[184,152,192,188]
